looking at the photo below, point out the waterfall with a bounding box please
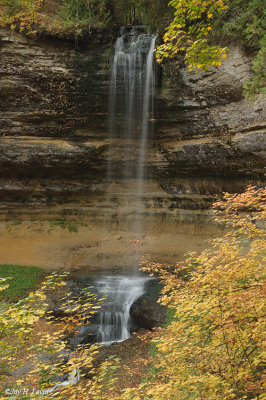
[137,35,157,186]
[95,276,148,344]
[46,30,158,392]
[95,27,157,345]
[108,27,157,200]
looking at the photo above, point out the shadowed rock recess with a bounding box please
[0,27,265,225]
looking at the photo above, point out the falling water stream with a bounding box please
[50,29,157,391]
[95,276,149,344]
[97,27,157,344]
[97,28,157,344]
[108,27,157,193]
[67,28,157,351]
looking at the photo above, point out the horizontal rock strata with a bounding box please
[0,28,265,221]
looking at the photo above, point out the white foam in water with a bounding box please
[95,276,149,345]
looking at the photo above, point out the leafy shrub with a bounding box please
[0,272,119,398]
[0,0,42,35]
[122,186,266,400]
[156,0,229,71]
[157,0,265,97]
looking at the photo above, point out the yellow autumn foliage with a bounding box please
[0,186,265,399]
[121,186,266,400]
[156,0,228,71]
[0,272,119,399]
[0,0,43,35]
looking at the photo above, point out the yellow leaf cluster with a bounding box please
[121,186,266,400]
[155,0,228,69]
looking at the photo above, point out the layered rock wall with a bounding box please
[156,45,265,199]
[0,28,265,220]
[0,27,111,205]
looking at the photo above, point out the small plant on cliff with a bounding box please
[243,44,266,98]
[121,186,266,400]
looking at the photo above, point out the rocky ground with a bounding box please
[96,328,162,396]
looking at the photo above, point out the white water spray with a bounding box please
[96,276,148,344]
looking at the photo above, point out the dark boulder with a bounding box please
[130,279,166,330]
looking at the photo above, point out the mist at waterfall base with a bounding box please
[69,274,152,346]
[96,276,145,344]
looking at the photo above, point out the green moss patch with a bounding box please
[0,265,45,302]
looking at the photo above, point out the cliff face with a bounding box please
[157,46,265,183]
[0,27,110,203]
[0,27,265,220]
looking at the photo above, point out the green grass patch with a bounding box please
[11,220,22,226]
[0,265,45,302]
[165,307,176,326]
[49,220,79,233]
